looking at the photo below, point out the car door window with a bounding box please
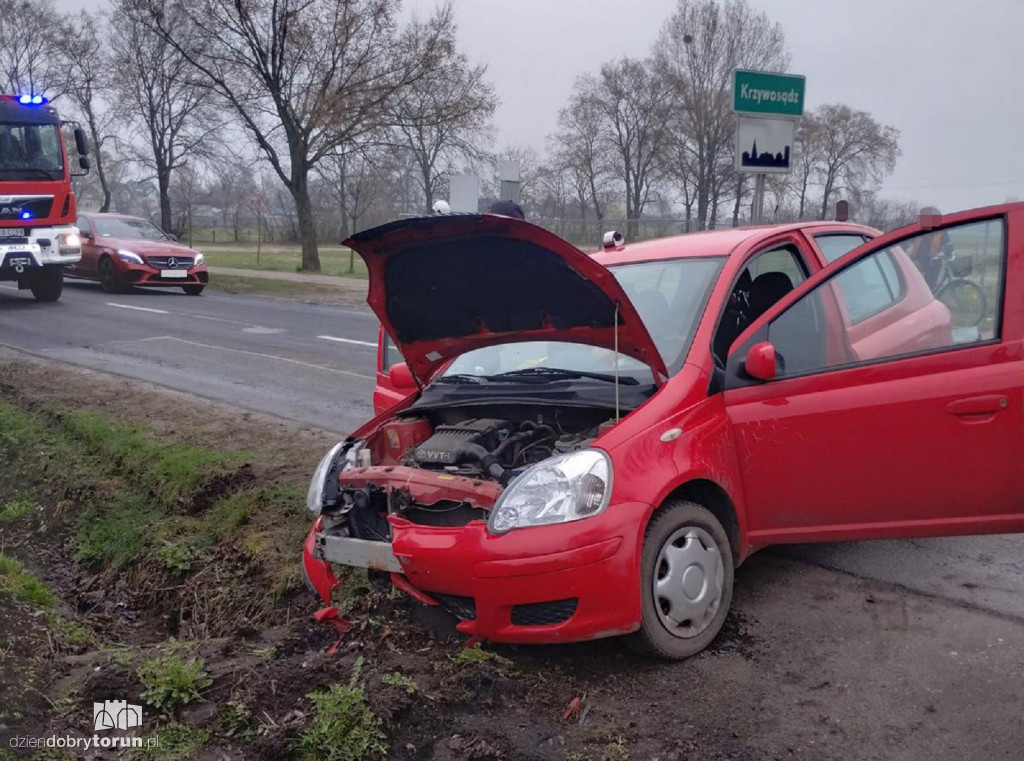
[814,234,868,263]
[381,332,404,373]
[713,243,808,362]
[762,218,1005,378]
[834,251,905,324]
[77,217,91,236]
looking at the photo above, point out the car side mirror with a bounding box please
[73,127,89,156]
[78,156,91,170]
[744,341,778,381]
[389,362,416,390]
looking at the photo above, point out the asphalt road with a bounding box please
[1,279,1022,625]
[0,278,378,434]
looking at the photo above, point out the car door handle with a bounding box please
[945,395,1009,416]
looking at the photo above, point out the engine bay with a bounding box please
[322,405,616,539]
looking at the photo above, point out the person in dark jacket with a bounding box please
[907,206,952,291]
[487,200,526,220]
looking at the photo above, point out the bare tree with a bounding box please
[552,81,613,224]
[389,27,496,213]
[0,0,64,94]
[848,188,919,231]
[791,116,823,219]
[594,58,671,239]
[322,145,390,235]
[112,1,215,232]
[655,0,789,227]
[170,160,203,243]
[809,103,901,219]
[129,0,452,272]
[209,152,254,241]
[57,11,116,211]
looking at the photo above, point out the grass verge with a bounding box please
[206,274,366,306]
[202,245,367,279]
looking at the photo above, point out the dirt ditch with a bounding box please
[1,353,1022,761]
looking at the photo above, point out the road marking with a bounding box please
[0,284,17,290]
[317,335,376,348]
[155,337,375,379]
[106,302,170,315]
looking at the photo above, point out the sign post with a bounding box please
[733,69,805,224]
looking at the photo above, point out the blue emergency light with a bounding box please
[20,211,32,219]
[17,94,46,105]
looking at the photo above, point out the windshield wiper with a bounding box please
[433,374,486,385]
[490,367,640,385]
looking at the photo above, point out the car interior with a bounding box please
[712,244,807,366]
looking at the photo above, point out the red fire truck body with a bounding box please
[0,94,90,302]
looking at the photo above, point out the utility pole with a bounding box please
[752,174,766,224]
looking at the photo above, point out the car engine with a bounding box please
[323,407,613,538]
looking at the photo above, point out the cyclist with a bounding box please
[907,206,953,291]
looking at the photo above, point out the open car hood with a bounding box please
[345,215,668,385]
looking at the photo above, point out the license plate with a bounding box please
[160,270,188,279]
[0,228,25,237]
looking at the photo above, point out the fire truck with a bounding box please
[0,93,90,302]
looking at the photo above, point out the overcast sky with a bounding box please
[65,0,1024,212]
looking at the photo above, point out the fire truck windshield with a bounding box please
[0,122,63,180]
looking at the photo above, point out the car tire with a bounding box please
[182,285,205,296]
[28,266,63,302]
[625,500,734,660]
[98,256,123,294]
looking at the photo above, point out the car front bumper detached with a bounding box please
[302,500,652,645]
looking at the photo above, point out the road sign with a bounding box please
[733,69,805,117]
[449,173,480,213]
[736,117,795,174]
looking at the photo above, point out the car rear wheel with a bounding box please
[626,500,734,660]
[98,257,123,294]
[182,285,205,296]
[28,266,64,302]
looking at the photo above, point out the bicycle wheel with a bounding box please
[936,278,986,328]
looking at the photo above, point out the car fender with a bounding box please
[600,367,751,561]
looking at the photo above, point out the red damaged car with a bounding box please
[303,204,1022,659]
[65,213,209,295]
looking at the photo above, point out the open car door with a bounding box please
[721,202,1024,550]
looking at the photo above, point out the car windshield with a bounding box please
[94,216,170,241]
[441,257,724,382]
[0,122,63,179]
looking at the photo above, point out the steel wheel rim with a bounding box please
[652,526,724,639]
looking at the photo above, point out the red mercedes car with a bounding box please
[303,204,1020,659]
[65,213,209,295]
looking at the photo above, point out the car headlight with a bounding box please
[193,251,205,266]
[60,232,81,248]
[487,449,612,534]
[116,248,143,264]
[305,441,367,515]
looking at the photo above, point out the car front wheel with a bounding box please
[626,500,734,660]
[98,257,123,293]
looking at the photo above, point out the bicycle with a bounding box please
[930,252,987,329]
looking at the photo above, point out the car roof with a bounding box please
[591,221,877,266]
